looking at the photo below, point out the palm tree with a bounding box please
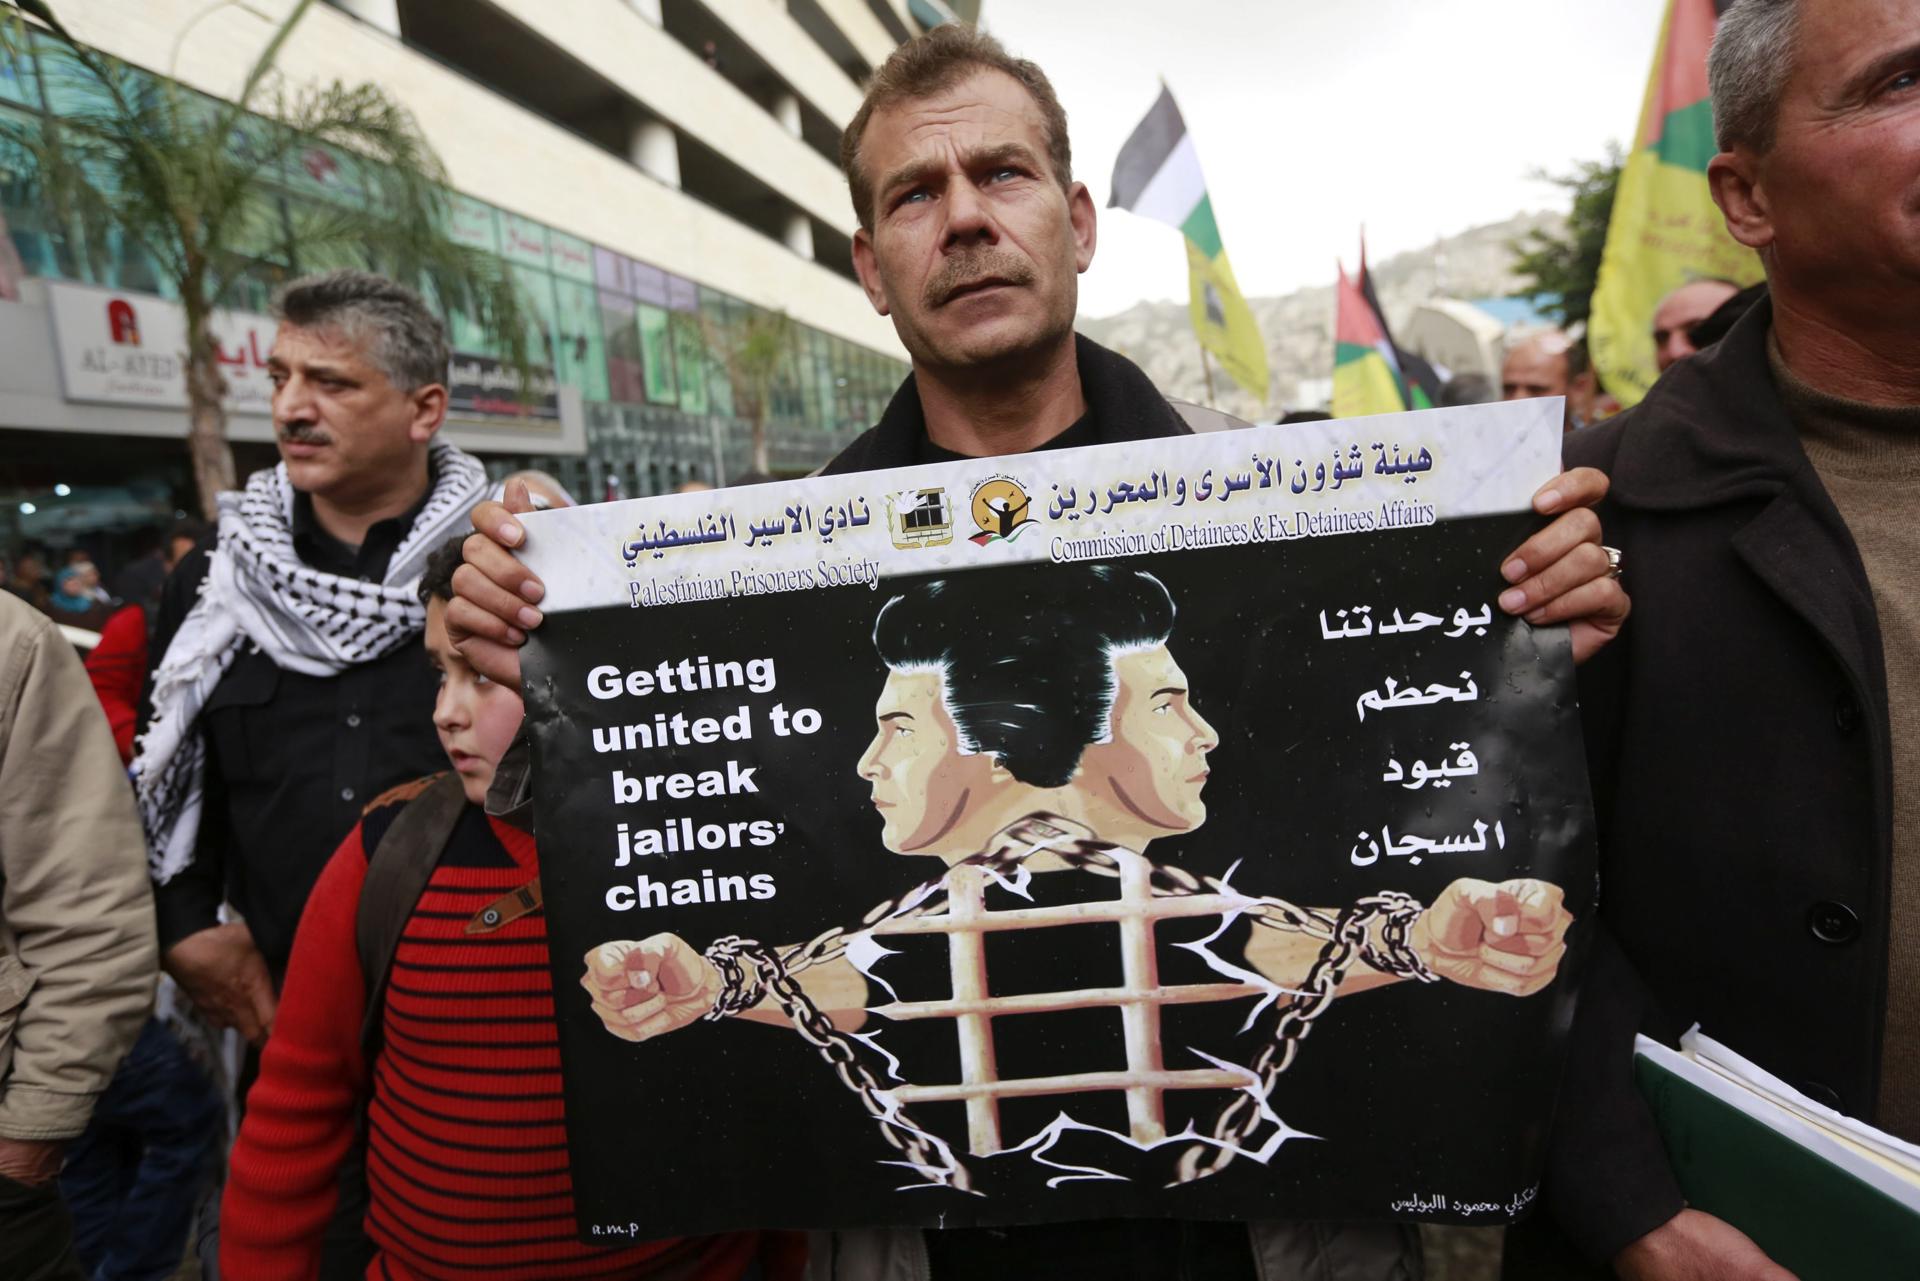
[0,0,527,518]
[705,305,794,476]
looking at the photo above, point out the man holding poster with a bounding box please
[450,22,1629,1280]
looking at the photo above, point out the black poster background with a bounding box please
[523,512,1596,1240]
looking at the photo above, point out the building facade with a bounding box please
[0,0,933,556]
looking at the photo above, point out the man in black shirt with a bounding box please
[139,271,493,1045]
[450,25,1629,1279]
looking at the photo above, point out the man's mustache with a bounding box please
[926,250,1034,307]
[277,426,331,446]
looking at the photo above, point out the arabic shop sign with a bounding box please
[48,281,278,416]
[46,281,561,424]
[447,352,561,421]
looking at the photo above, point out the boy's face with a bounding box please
[425,598,525,805]
[856,669,996,856]
[1076,645,1217,834]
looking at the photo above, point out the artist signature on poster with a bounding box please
[1390,1184,1537,1218]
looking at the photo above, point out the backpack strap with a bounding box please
[355,770,469,1064]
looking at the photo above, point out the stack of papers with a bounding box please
[1635,1030,1920,1278]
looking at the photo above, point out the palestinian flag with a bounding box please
[1332,264,1407,419]
[1358,237,1440,409]
[1110,86,1270,398]
[1588,0,1762,407]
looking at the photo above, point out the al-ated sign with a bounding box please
[518,399,1595,1240]
[46,280,561,424]
[48,280,278,415]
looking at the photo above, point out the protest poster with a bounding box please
[515,399,1596,1241]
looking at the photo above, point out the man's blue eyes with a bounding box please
[900,170,1022,203]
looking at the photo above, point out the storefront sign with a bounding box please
[447,351,560,421]
[47,281,565,427]
[48,281,276,416]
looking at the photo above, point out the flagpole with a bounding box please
[1198,341,1218,409]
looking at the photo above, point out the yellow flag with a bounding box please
[1589,0,1762,407]
[1186,239,1269,398]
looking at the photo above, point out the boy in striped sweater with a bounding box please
[220,540,779,1280]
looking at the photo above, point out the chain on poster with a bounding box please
[516,398,1597,1241]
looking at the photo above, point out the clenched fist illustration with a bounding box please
[581,934,724,1042]
[1415,879,1572,997]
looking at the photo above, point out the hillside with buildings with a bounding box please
[1078,211,1566,419]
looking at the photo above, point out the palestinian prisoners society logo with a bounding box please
[887,487,953,549]
[968,476,1037,546]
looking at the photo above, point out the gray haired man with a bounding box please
[1514,1,1920,1277]
[139,270,493,1045]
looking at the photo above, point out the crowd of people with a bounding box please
[0,1,1911,1279]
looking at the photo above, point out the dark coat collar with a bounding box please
[1599,295,1825,512]
[822,333,1188,476]
[1581,288,1889,776]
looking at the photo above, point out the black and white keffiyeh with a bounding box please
[135,439,491,883]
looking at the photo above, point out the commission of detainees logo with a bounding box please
[968,476,1036,546]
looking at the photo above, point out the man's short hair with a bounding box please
[417,536,466,606]
[1438,372,1494,407]
[872,565,1174,789]
[167,516,208,545]
[271,269,451,392]
[1708,0,1802,153]
[840,24,1073,233]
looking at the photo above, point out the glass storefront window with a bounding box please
[549,230,593,283]
[446,296,498,357]
[90,226,175,298]
[631,260,668,308]
[831,337,853,428]
[593,244,629,295]
[0,38,925,467]
[0,105,62,280]
[500,212,548,270]
[552,275,607,401]
[283,137,376,208]
[32,33,131,119]
[637,302,676,406]
[814,330,837,432]
[444,194,500,254]
[670,310,707,416]
[0,35,39,109]
[511,262,558,370]
[599,289,643,404]
[701,289,734,420]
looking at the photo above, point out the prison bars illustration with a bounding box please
[702,814,1436,1187]
[867,855,1263,1155]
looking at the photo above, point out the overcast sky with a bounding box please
[979,0,1671,318]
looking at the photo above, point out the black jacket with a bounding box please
[146,498,448,971]
[820,333,1191,475]
[1528,297,1894,1264]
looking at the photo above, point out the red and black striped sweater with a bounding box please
[220,788,775,1280]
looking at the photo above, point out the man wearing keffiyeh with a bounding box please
[136,271,496,1047]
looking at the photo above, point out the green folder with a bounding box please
[1635,1038,1920,1279]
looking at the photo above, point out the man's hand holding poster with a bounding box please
[517,399,1594,1239]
